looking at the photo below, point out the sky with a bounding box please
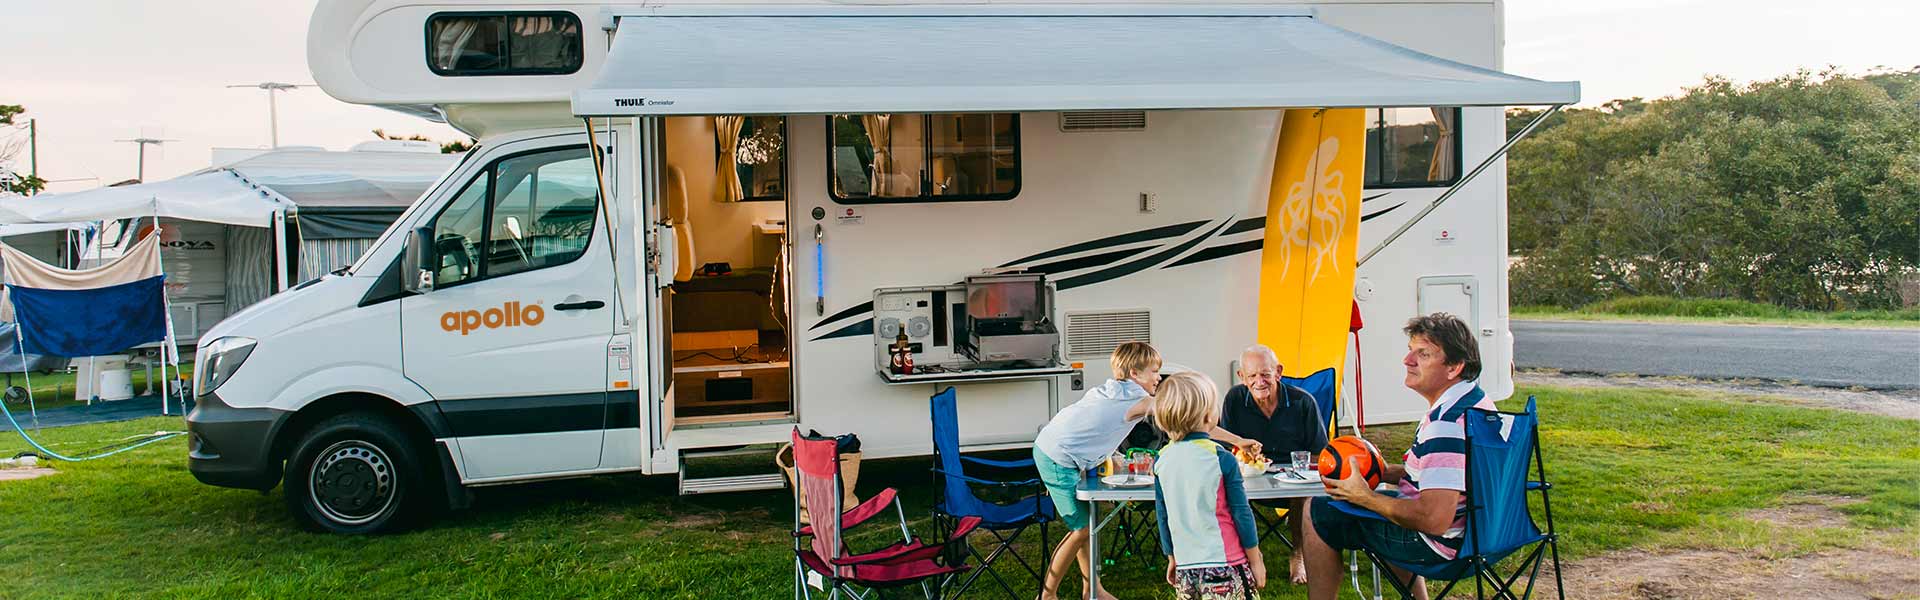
[3,0,1916,193]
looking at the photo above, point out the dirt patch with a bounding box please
[1542,547,1920,600]
[1742,495,1864,530]
[1539,496,1918,599]
[661,513,722,529]
[1518,371,1920,420]
[0,467,57,482]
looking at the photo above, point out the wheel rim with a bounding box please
[308,439,396,526]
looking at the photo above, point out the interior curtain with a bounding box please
[861,115,893,196]
[1429,108,1458,181]
[713,116,745,202]
[432,20,480,71]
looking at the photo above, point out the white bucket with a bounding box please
[99,368,135,401]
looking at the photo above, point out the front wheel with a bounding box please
[283,413,429,534]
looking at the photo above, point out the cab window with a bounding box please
[425,146,597,287]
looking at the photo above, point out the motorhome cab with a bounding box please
[186,0,1576,532]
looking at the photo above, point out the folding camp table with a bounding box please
[1077,473,1380,599]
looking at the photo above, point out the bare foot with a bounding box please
[1036,593,1058,600]
[1290,554,1309,585]
[1095,590,1120,600]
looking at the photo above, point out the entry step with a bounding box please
[679,473,787,495]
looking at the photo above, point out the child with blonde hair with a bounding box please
[1153,371,1266,600]
[1032,343,1259,600]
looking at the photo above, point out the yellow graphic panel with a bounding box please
[1255,108,1366,405]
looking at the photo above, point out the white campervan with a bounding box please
[186,0,1575,533]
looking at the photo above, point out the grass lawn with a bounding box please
[1,383,1915,599]
[1515,296,1920,329]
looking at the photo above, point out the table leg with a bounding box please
[1086,499,1099,600]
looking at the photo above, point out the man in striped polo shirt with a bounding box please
[1299,313,1496,600]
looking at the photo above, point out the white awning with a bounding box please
[0,171,290,228]
[573,11,1580,116]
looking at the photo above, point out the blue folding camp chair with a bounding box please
[1327,396,1565,600]
[929,387,1055,599]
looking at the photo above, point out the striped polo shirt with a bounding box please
[1153,433,1258,569]
[1399,379,1495,559]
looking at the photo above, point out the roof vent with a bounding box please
[1060,111,1147,132]
[1066,309,1152,359]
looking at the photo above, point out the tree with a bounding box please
[1509,69,1920,310]
[372,129,474,154]
[0,103,45,195]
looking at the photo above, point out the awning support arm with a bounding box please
[581,117,632,326]
[1358,104,1563,266]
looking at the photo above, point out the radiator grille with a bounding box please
[1060,110,1148,132]
[1065,309,1152,358]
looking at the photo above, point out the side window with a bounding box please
[829,113,1019,203]
[428,12,582,76]
[424,146,596,288]
[1364,107,1461,188]
[486,148,597,278]
[716,116,787,202]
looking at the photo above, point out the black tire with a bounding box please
[283,412,430,534]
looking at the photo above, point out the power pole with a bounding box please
[227,82,311,148]
[26,119,36,195]
[116,137,175,182]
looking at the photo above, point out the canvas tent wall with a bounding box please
[0,148,456,343]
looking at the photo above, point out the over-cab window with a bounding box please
[1364,108,1461,188]
[829,114,1020,203]
[427,146,597,287]
[428,12,583,76]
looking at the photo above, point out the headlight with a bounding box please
[196,337,257,396]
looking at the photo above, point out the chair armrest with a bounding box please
[1528,481,1550,491]
[961,455,1035,469]
[1326,500,1391,522]
[933,468,1042,489]
[795,488,900,537]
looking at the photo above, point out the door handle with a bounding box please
[554,300,605,311]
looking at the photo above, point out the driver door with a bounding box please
[400,138,616,481]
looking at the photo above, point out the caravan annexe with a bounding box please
[185,0,1576,533]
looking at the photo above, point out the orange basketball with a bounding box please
[1318,436,1385,489]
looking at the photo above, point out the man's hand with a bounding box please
[1165,557,1178,586]
[1324,470,1374,505]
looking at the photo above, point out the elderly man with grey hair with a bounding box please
[1218,344,1328,584]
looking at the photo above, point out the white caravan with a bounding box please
[186,0,1576,532]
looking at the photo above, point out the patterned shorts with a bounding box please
[1174,564,1260,600]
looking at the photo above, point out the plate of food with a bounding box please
[1101,474,1155,487]
[1232,447,1270,479]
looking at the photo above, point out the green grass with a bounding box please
[1515,296,1920,328]
[1,384,1915,599]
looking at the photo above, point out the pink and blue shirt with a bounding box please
[1400,379,1496,559]
[1153,433,1259,569]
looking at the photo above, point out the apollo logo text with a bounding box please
[441,301,544,335]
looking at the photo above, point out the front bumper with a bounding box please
[186,391,289,491]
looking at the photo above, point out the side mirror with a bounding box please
[402,226,436,294]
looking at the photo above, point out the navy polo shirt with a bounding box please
[1218,383,1328,463]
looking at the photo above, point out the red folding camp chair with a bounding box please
[792,428,982,600]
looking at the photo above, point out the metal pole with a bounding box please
[1358,105,1563,267]
[27,119,36,192]
[268,89,280,148]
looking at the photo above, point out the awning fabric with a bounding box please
[0,149,455,234]
[0,171,289,228]
[573,13,1580,116]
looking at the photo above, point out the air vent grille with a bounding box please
[1060,111,1147,132]
[1066,309,1152,358]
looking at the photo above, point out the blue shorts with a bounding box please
[1309,496,1451,567]
[1033,447,1091,530]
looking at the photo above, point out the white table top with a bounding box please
[1077,470,1327,501]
